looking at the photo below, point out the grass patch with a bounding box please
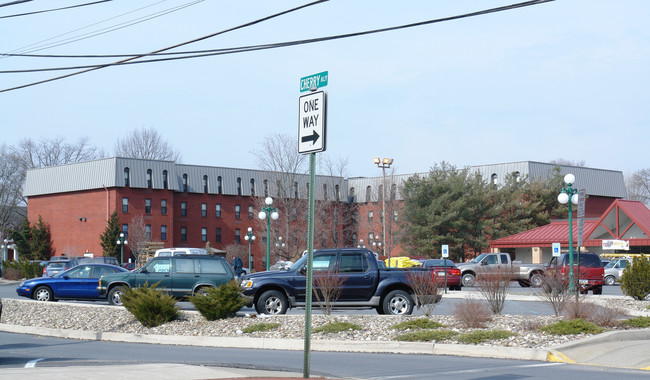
[390,318,445,331]
[394,329,458,342]
[623,316,650,328]
[540,319,604,335]
[312,321,362,334]
[456,330,515,344]
[242,323,279,334]
[646,305,650,310]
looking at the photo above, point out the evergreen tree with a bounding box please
[9,216,52,260]
[100,211,121,259]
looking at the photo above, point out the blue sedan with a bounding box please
[16,264,128,302]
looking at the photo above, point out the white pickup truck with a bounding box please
[456,252,547,288]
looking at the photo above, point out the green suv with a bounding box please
[97,255,234,306]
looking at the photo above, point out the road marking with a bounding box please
[25,358,46,368]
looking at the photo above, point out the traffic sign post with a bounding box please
[298,91,326,154]
[442,245,449,293]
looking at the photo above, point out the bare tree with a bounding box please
[626,169,650,206]
[126,214,150,265]
[406,270,442,316]
[549,158,586,167]
[0,145,24,236]
[475,266,513,314]
[535,274,572,316]
[313,269,346,315]
[224,243,248,265]
[315,155,354,249]
[114,127,182,162]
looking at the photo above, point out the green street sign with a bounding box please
[300,71,328,92]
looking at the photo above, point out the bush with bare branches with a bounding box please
[475,267,513,314]
[313,270,346,315]
[564,298,628,327]
[406,270,442,316]
[453,297,492,328]
[535,274,572,316]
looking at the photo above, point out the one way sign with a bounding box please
[298,91,326,154]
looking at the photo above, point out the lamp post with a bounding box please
[244,227,256,271]
[275,236,285,262]
[116,233,128,266]
[357,239,365,248]
[258,196,279,271]
[557,173,579,292]
[373,157,393,267]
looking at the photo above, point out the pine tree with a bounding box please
[30,216,53,260]
[100,211,121,259]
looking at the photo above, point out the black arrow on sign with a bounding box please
[301,130,320,145]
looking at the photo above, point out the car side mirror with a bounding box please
[140,268,148,273]
[62,275,69,279]
[299,267,306,275]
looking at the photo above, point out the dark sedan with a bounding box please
[17,264,128,302]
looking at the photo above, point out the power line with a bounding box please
[0,0,554,93]
[0,0,110,19]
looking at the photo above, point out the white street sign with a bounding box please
[298,91,326,154]
[441,245,449,258]
[552,243,561,257]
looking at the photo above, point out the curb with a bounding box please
[0,322,548,361]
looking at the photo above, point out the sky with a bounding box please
[1,0,648,179]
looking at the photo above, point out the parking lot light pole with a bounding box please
[557,173,578,292]
[244,227,255,271]
[116,233,128,266]
[258,197,279,271]
[373,157,393,267]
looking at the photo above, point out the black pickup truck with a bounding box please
[240,248,438,315]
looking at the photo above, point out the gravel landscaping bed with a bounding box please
[2,297,648,348]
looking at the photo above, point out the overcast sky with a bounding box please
[2,0,648,178]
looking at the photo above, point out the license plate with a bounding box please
[579,279,588,285]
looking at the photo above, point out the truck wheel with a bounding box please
[530,273,543,288]
[592,286,603,295]
[256,290,288,315]
[604,276,616,286]
[108,286,127,306]
[461,273,476,287]
[518,280,531,287]
[382,290,414,315]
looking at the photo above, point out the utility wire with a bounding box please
[0,0,110,18]
[1,0,553,93]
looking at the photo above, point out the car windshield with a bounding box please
[290,254,309,271]
[604,261,616,269]
[470,253,488,264]
[48,262,67,269]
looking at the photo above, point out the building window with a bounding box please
[391,184,397,200]
[122,224,128,239]
[203,175,208,193]
[147,169,152,188]
[368,211,373,223]
[161,225,167,240]
[514,171,521,182]
[201,203,207,217]
[124,168,130,187]
[323,184,328,200]
[366,186,372,202]
[215,204,221,218]
[180,227,187,241]
[201,227,207,242]
[250,178,255,196]
[181,202,187,217]
[349,187,356,202]
[237,177,242,195]
[491,173,498,185]
[161,199,167,215]
[122,197,129,213]
[235,228,241,243]
[162,170,168,189]
[335,184,340,201]
[235,205,241,219]
[291,208,297,221]
[294,182,299,199]
[145,224,151,240]
[248,205,254,219]
[264,180,268,197]
[217,176,222,194]
[378,185,383,202]
[183,173,188,192]
[394,210,399,222]
[145,199,151,214]
[215,228,222,242]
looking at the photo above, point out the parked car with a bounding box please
[121,262,136,271]
[604,258,629,286]
[548,252,604,294]
[456,252,546,288]
[420,259,462,291]
[153,247,208,257]
[78,257,120,266]
[240,248,445,316]
[43,259,81,277]
[16,264,128,302]
[97,254,234,306]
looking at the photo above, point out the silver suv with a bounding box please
[604,258,628,286]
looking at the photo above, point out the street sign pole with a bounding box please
[303,152,316,379]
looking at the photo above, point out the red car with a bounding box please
[548,252,604,294]
[422,259,462,291]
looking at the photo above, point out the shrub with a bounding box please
[312,269,346,315]
[541,319,604,335]
[312,320,362,334]
[2,267,20,281]
[535,274,572,316]
[189,281,249,321]
[1,259,43,280]
[456,330,515,344]
[121,282,180,328]
[623,316,650,328]
[242,322,280,333]
[453,297,492,328]
[564,298,597,320]
[475,267,513,314]
[588,304,628,328]
[406,270,441,317]
[619,255,650,300]
[390,318,445,331]
[394,329,458,342]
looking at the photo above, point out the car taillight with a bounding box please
[449,268,461,276]
[43,267,46,275]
